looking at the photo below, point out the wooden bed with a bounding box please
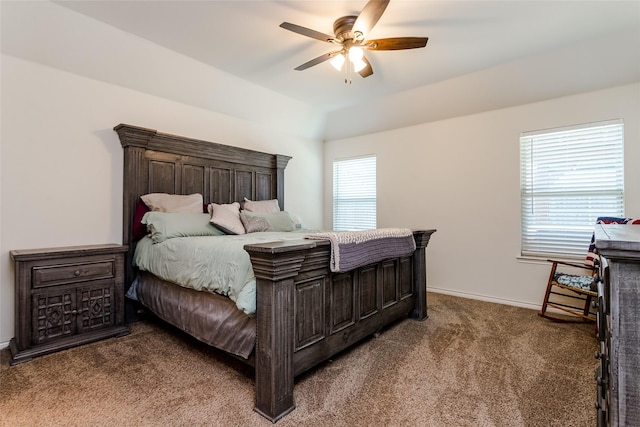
[115,123,436,422]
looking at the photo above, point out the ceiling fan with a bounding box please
[279,0,428,79]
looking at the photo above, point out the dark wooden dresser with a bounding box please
[594,224,640,426]
[9,244,129,365]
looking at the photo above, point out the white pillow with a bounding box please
[141,193,203,213]
[207,202,245,235]
[242,197,280,213]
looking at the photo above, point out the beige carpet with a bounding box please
[0,293,598,427]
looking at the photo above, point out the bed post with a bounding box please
[244,240,316,422]
[114,124,156,320]
[275,155,291,211]
[410,229,436,320]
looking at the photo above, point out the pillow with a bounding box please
[242,197,280,213]
[141,193,203,213]
[141,212,225,243]
[240,211,295,232]
[208,202,245,235]
[240,213,271,233]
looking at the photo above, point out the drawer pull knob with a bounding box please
[74,270,81,277]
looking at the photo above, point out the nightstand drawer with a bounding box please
[33,260,115,288]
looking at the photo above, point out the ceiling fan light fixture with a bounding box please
[352,58,367,72]
[348,46,364,61]
[330,53,346,71]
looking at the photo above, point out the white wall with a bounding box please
[0,54,324,345]
[324,83,640,308]
[1,1,326,141]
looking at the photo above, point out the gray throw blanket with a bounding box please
[305,228,416,272]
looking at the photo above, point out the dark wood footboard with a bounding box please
[245,229,436,422]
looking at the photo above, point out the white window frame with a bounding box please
[333,155,376,231]
[520,119,624,258]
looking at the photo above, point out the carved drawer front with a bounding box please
[595,365,608,426]
[31,282,116,345]
[31,287,77,345]
[78,284,116,332]
[32,260,115,288]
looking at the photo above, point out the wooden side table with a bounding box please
[9,244,129,365]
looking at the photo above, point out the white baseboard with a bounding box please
[0,339,10,350]
[427,286,542,311]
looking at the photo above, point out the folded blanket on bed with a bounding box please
[305,228,416,273]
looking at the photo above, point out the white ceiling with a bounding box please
[2,1,639,140]
[54,0,640,114]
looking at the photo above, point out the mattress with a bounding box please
[133,231,309,315]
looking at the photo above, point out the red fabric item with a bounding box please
[132,198,150,241]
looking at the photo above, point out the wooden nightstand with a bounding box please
[9,244,129,365]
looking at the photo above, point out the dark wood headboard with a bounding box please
[114,124,291,291]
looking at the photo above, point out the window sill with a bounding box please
[517,255,584,265]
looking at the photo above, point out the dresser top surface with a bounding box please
[594,224,640,255]
[10,244,128,261]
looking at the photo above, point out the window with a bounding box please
[520,119,624,258]
[333,155,376,231]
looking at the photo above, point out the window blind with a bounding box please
[333,155,376,231]
[520,119,624,258]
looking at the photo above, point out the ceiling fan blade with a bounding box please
[353,0,390,36]
[279,22,335,43]
[294,51,340,71]
[358,55,374,78]
[365,37,428,50]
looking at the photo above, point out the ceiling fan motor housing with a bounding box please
[333,16,360,42]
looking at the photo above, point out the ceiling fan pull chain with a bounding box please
[344,58,348,84]
[347,62,350,84]
[346,59,352,84]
